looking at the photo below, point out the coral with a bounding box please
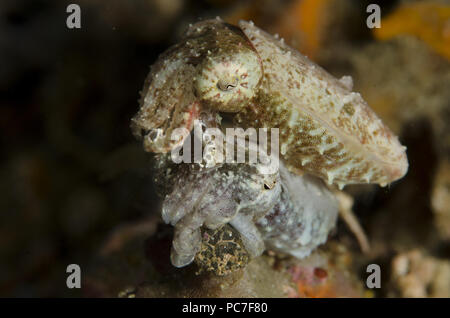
[271,0,335,59]
[373,1,450,60]
[390,250,450,297]
[287,243,366,298]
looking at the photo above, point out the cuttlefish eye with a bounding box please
[195,48,262,112]
[217,76,239,91]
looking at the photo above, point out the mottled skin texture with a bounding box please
[158,152,281,267]
[132,19,409,269]
[257,165,338,259]
[236,21,408,187]
[131,19,259,153]
[155,142,338,268]
[132,18,408,187]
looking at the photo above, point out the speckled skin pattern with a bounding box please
[132,19,408,269]
[132,18,408,188]
[156,151,281,267]
[257,165,338,259]
[237,21,408,187]
[156,150,337,268]
[131,19,256,153]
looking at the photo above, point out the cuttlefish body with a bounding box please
[132,18,408,188]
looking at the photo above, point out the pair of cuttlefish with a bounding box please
[131,19,408,268]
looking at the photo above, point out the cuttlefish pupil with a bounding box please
[217,76,239,91]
